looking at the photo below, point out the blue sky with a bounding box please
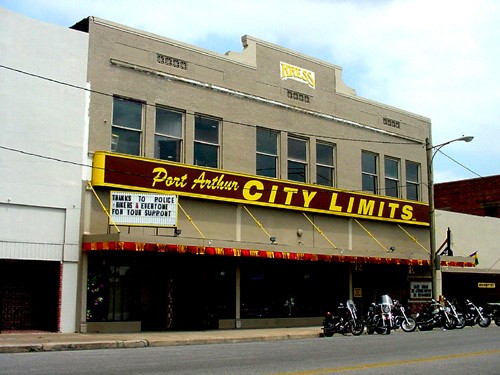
[2,0,499,183]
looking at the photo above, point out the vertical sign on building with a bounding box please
[110,191,178,227]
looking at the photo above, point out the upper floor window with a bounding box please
[406,161,420,201]
[362,151,378,194]
[155,107,183,162]
[112,97,143,156]
[194,115,219,168]
[316,142,335,186]
[256,128,278,178]
[384,157,400,198]
[288,137,307,182]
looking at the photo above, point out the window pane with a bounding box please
[385,179,399,197]
[288,161,306,182]
[112,127,140,155]
[195,116,219,143]
[385,158,399,179]
[407,183,419,201]
[155,135,181,162]
[362,174,377,194]
[362,152,377,174]
[194,143,218,168]
[317,143,333,165]
[257,154,277,178]
[288,138,306,161]
[406,162,419,182]
[113,98,142,130]
[257,128,278,154]
[317,165,333,186]
[156,108,182,137]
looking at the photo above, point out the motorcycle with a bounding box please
[464,299,491,327]
[322,299,364,337]
[415,299,457,331]
[392,299,417,333]
[487,303,500,326]
[365,295,394,335]
[443,298,466,329]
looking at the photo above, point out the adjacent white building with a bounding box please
[0,8,89,332]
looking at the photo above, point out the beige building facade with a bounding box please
[75,17,473,332]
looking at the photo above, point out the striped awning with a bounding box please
[82,241,476,268]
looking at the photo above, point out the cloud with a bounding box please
[2,0,499,181]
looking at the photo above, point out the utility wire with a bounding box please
[0,63,420,146]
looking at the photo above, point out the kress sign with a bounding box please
[92,152,429,226]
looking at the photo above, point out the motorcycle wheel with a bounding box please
[349,321,365,336]
[495,319,500,327]
[323,329,334,337]
[455,314,466,329]
[401,317,417,333]
[444,316,457,330]
[477,316,491,328]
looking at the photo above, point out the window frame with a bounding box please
[362,151,379,194]
[406,161,421,201]
[194,114,220,168]
[111,96,143,156]
[154,106,184,162]
[287,136,308,183]
[316,142,335,187]
[256,127,279,178]
[384,156,400,198]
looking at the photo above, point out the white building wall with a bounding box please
[436,210,500,273]
[0,8,89,332]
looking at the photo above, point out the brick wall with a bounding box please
[434,175,500,218]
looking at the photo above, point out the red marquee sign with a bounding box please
[91,152,429,226]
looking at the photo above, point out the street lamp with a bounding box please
[426,135,474,300]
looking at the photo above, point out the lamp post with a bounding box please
[426,135,474,300]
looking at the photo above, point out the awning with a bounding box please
[82,241,476,268]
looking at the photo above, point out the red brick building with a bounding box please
[435,175,500,218]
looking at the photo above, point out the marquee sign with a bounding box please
[91,152,429,226]
[110,191,177,227]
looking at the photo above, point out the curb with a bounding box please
[0,332,322,353]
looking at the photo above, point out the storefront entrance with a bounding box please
[0,260,60,332]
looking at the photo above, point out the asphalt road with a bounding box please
[1,327,499,374]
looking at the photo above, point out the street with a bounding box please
[1,326,499,374]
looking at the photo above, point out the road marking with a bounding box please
[270,349,500,375]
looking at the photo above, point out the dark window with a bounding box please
[256,128,278,178]
[194,116,219,168]
[288,137,307,182]
[362,151,378,194]
[406,161,420,201]
[385,157,400,198]
[112,97,142,155]
[155,107,183,162]
[316,143,335,186]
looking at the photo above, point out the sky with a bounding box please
[1,0,499,183]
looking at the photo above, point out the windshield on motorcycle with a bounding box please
[378,295,393,306]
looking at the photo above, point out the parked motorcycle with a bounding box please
[366,295,394,335]
[464,299,491,327]
[322,299,364,337]
[415,299,457,331]
[392,299,417,333]
[487,303,500,326]
[444,298,466,329]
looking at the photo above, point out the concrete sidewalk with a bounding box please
[0,326,322,353]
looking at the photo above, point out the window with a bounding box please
[155,107,183,162]
[316,143,335,186]
[362,151,378,194]
[256,128,278,178]
[288,137,307,182]
[112,97,142,155]
[406,161,420,201]
[194,115,219,168]
[384,157,400,198]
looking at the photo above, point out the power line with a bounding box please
[0,63,420,146]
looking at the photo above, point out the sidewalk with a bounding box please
[0,326,322,353]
